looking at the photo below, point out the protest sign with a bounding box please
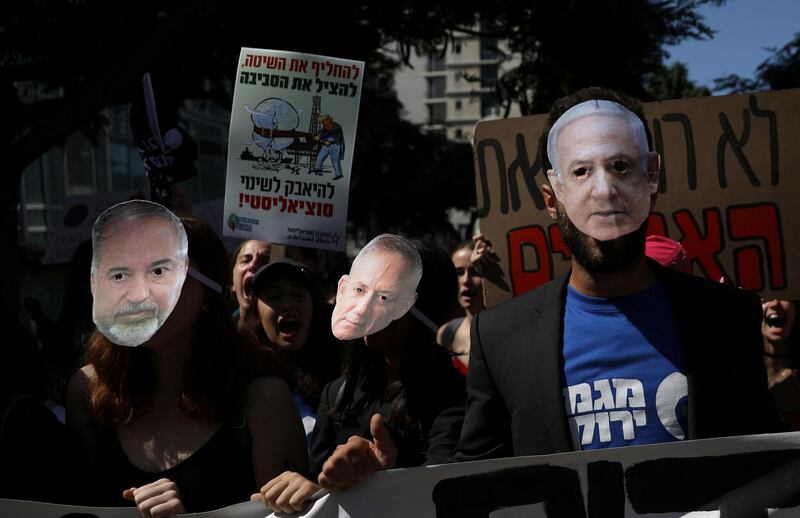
[474,89,800,305]
[222,48,364,251]
[7,432,799,517]
[294,432,800,517]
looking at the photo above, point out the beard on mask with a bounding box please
[556,203,647,275]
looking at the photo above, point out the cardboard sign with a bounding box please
[222,48,365,251]
[474,89,800,305]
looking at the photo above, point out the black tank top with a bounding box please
[91,424,256,512]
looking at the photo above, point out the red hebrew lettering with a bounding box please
[646,212,668,237]
[673,208,725,281]
[508,226,552,296]
[733,247,765,291]
[248,195,261,210]
[239,193,243,208]
[727,203,786,290]
[547,224,571,261]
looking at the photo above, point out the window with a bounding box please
[427,77,446,98]
[110,140,147,192]
[481,93,500,117]
[428,103,447,124]
[65,133,96,196]
[480,38,499,60]
[481,65,498,88]
[455,100,462,111]
[427,53,445,72]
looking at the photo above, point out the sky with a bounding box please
[664,0,799,89]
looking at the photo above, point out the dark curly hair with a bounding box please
[539,86,653,176]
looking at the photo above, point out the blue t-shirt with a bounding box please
[562,282,688,450]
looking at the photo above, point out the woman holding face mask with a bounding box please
[253,239,466,515]
[67,216,307,516]
[241,258,342,444]
[761,298,800,429]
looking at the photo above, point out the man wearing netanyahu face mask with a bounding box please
[90,200,189,347]
[546,99,660,243]
[454,88,784,463]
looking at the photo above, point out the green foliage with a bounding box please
[645,62,710,100]
[714,31,800,93]
[475,0,719,114]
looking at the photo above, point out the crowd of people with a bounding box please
[2,86,799,517]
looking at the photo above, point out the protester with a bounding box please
[254,237,465,514]
[1,304,83,504]
[241,258,341,443]
[437,241,486,375]
[231,239,272,321]
[66,213,307,515]
[761,298,800,428]
[453,87,784,462]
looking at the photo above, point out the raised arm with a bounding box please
[246,376,309,485]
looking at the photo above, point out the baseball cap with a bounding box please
[251,259,312,294]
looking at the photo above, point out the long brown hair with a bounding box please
[86,217,256,426]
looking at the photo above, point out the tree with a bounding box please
[0,0,724,313]
[0,1,479,312]
[714,31,800,92]
[645,61,710,100]
[466,0,722,114]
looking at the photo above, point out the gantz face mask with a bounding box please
[331,234,421,341]
[90,200,188,347]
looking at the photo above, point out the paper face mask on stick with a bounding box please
[546,100,660,242]
[90,200,189,347]
[331,234,422,340]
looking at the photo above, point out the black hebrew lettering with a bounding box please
[475,138,505,217]
[290,58,308,73]
[748,94,780,186]
[432,465,586,518]
[717,109,761,188]
[586,461,624,517]
[507,133,545,211]
[653,113,697,192]
[625,450,800,516]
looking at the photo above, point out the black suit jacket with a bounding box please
[454,261,785,462]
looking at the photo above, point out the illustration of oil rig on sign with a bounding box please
[240,95,340,177]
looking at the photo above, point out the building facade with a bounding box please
[394,30,520,143]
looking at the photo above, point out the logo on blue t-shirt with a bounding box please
[564,372,688,447]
